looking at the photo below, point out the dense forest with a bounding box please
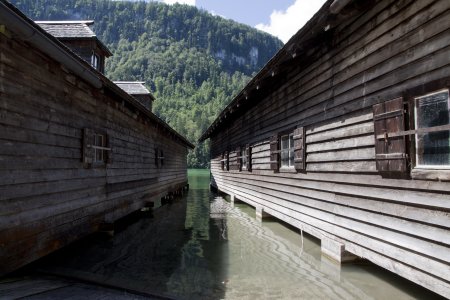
[10,0,283,167]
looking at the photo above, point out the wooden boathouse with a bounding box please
[200,0,450,297]
[0,1,194,276]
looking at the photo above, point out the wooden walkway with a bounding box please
[0,275,170,299]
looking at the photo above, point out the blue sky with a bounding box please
[154,0,327,43]
[195,0,294,26]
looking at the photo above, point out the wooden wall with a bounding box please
[0,27,189,275]
[209,0,450,297]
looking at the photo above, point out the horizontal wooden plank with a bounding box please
[216,171,450,228]
[307,122,374,144]
[306,161,377,172]
[307,148,375,163]
[307,135,374,153]
[213,171,450,209]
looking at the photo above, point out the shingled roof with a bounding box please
[35,20,112,56]
[114,81,153,97]
[35,21,96,38]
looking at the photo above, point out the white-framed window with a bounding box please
[280,133,294,168]
[91,53,100,70]
[242,148,247,170]
[94,133,106,163]
[82,128,111,168]
[414,89,450,169]
[155,148,165,168]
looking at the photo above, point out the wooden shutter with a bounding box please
[293,127,306,171]
[82,128,95,168]
[270,134,279,171]
[246,144,252,172]
[106,134,113,164]
[237,146,242,171]
[221,153,225,170]
[226,151,230,171]
[373,97,408,173]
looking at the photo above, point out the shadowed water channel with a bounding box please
[23,169,442,299]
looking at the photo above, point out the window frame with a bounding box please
[155,147,165,169]
[372,78,450,180]
[91,52,100,70]
[220,151,229,171]
[280,132,295,170]
[241,147,247,171]
[83,128,111,168]
[404,78,450,181]
[412,88,450,170]
[93,133,107,164]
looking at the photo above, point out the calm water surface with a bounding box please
[34,169,441,299]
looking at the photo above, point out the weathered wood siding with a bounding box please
[0,25,188,275]
[209,0,450,297]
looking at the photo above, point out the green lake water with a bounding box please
[28,169,442,299]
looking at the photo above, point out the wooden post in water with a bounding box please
[255,206,271,222]
[230,194,235,207]
[321,238,359,263]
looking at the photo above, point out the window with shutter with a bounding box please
[83,128,111,168]
[373,97,408,173]
[270,134,279,171]
[293,127,306,171]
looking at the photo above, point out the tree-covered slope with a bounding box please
[10,0,283,167]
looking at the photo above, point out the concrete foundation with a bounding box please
[255,206,271,222]
[321,238,359,263]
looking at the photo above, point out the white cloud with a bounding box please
[209,10,227,19]
[163,0,196,5]
[256,0,327,43]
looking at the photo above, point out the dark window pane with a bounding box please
[289,134,294,167]
[242,150,247,169]
[280,134,295,168]
[95,149,103,162]
[281,135,289,167]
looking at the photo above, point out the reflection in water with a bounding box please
[216,196,367,299]
[32,169,441,299]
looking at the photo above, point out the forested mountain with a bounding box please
[10,0,283,167]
